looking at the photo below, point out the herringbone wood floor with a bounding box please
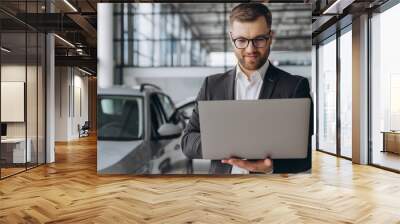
[1,135,400,224]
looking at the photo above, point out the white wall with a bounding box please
[1,65,27,140]
[1,65,40,137]
[72,74,89,138]
[55,67,89,141]
[123,67,226,103]
[55,67,68,141]
[1,64,46,164]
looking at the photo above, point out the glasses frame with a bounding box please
[230,32,272,49]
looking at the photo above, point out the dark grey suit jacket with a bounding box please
[181,63,313,174]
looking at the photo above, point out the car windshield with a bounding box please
[98,95,144,141]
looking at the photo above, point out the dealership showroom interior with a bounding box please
[1,0,400,223]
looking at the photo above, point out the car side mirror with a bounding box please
[173,100,195,122]
[157,123,182,139]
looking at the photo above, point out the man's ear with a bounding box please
[228,32,235,45]
[269,30,275,44]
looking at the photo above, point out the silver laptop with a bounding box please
[198,98,310,160]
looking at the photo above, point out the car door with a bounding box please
[97,94,150,174]
[150,93,189,173]
[148,94,168,158]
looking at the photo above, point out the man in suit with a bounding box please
[181,3,313,174]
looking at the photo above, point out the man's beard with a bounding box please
[237,52,268,71]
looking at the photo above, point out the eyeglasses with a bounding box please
[230,32,271,49]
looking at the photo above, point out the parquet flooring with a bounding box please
[1,135,400,223]
[1,167,26,178]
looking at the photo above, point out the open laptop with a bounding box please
[198,98,310,160]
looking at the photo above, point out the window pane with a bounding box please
[371,3,400,171]
[98,96,143,141]
[157,94,175,120]
[318,37,337,154]
[340,30,352,158]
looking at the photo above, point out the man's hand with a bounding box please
[221,158,273,173]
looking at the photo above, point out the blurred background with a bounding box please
[105,3,311,102]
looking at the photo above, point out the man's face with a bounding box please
[230,16,272,71]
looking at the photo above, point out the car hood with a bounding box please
[97,140,144,172]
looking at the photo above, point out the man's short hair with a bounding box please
[229,3,272,29]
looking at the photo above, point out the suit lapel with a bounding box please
[225,67,236,100]
[258,64,278,99]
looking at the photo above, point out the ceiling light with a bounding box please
[78,67,93,76]
[54,34,75,48]
[322,0,354,15]
[1,47,11,53]
[323,0,341,14]
[63,0,78,12]
[76,48,85,55]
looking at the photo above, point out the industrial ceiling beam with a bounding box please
[55,55,97,71]
[67,13,97,45]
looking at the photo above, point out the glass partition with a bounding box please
[371,3,400,171]
[339,28,352,158]
[0,1,46,179]
[1,30,28,177]
[317,36,337,155]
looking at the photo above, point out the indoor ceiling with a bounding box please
[1,0,394,71]
[1,0,313,72]
[175,2,311,52]
[0,0,98,73]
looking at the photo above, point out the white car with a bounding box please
[97,84,195,174]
